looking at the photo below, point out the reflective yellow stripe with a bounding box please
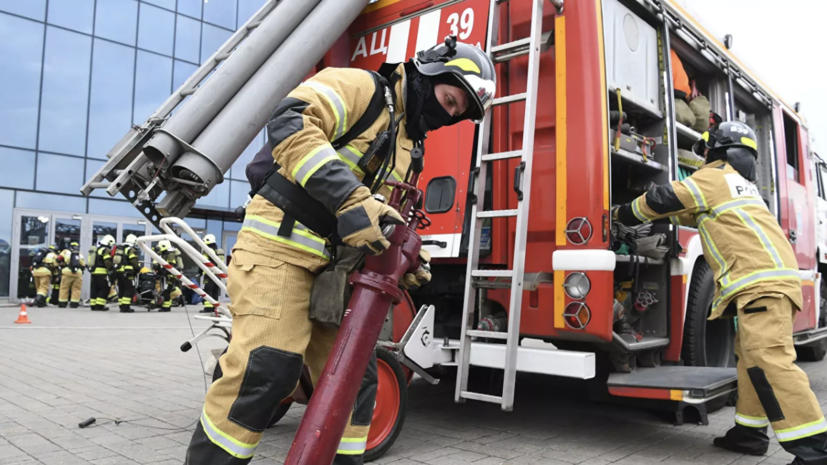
[303,81,348,140]
[735,413,770,428]
[200,408,259,458]
[242,215,330,260]
[731,208,784,268]
[683,178,707,211]
[776,417,827,442]
[714,268,800,309]
[292,145,339,187]
[698,222,727,279]
[337,436,368,455]
[337,145,364,174]
[92,269,109,275]
[631,197,650,222]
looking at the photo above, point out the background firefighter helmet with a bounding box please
[99,235,115,247]
[413,36,496,123]
[124,234,137,246]
[692,121,759,158]
[157,240,172,252]
[203,234,216,245]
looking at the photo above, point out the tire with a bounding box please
[365,348,408,462]
[681,260,736,412]
[796,277,827,362]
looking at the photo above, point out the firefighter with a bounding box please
[59,242,84,308]
[184,38,495,464]
[613,121,827,464]
[48,243,63,306]
[30,245,58,307]
[115,234,140,313]
[90,235,115,311]
[200,234,225,314]
[155,240,182,312]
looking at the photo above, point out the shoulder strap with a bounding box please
[331,71,389,150]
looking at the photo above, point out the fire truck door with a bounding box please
[349,0,491,258]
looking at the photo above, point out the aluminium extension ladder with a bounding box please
[454,0,547,412]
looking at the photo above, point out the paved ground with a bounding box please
[1,305,825,465]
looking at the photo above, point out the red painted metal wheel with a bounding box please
[365,348,407,462]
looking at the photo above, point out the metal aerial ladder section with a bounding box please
[455,0,551,411]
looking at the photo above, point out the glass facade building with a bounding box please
[0,0,269,300]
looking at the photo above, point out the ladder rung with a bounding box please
[466,330,508,340]
[494,50,530,64]
[461,391,503,404]
[477,210,518,219]
[180,87,197,97]
[493,93,527,106]
[482,150,522,162]
[472,270,514,278]
[491,37,531,55]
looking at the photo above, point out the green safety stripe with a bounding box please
[303,81,348,140]
[776,417,827,442]
[162,301,172,308]
[731,208,784,268]
[203,301,214,308]
[735,413,770,428]
[200,409,259,459]
[683,178,707,211]
[714,268,800,309]
[698,222,728,282]
[336,436,367,455]
[699,198,766,223]
[337,145,365,174]
[292,146,340,188]
[242,215,330,260]
[92,268,109,275]
[631,197,651,223]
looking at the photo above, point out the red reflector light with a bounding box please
[563,302,591,330]
[565,217,593,245]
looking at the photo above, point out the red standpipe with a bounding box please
[285,175,424,465]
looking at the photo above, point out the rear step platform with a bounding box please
[607,366,737,426]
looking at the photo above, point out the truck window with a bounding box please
[783,112,800,182]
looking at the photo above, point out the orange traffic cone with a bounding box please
[14,305,31,324]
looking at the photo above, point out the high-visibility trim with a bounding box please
[337,145,365,175]
[735,413,770,428]
[683,177,707,211]
[554,270,565,329]
[741,137,758,150]
[714,268,801,309]
[776,417,827,442]
[596,0,609,211]
[336,436,368,455]
[554,14,567,246]
[698,222,727,279]
[242,215,330,260]
[200,408,259,459]
[732,209,784,268]
[292,145,339,188]
[92,268,108,275]
[701,198,765,222]
[631,197,650,223]
[303,81,347,140]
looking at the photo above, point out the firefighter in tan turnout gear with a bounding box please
[614,121,827,465]
[30,245,58,307]
[115,234,140,313]
[58,242,84,308]
[90,235,115,311]
[199,234,225,314]
[185,38,496,464]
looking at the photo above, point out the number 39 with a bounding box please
[447,8,474,40]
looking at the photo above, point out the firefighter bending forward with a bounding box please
[614,121,827,465]
[185,40,496,464]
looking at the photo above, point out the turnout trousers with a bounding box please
[90,274,109,310]
[721,295,827,464]
[49,274,60,305]
[203,278,220,312]
[59,273,82,307]
[185,250,378,465]
[117,273,135,311]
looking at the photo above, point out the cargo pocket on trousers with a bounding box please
[747,366,785,422]
[228,251,288,319]
[229,346,304,432]
[738,297,788,350]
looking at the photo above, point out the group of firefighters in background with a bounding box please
[28,233,225,313]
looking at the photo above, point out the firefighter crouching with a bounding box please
[185,39,495,464]
[115,234,140,313]
[154,240,182,312]
[200,234,225,314]
[30,245,58,307]
[59,242,84,308]
[614,121,827,464]
[89,235,115,311]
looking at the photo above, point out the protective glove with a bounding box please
[401,249,431,290]
[337,186,405,255]
[611,205,621,222]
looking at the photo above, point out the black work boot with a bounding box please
[35,295,46,308]
[714,424,769,456]
[58,303,67,308]
[120,306,134,313]
[69,302,79,309]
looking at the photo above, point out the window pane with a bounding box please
[138,3,174,56]
[177,0,201,19]
[88,40,135,160]
[230,180,250,209]
[84,159,111,198]
[134,51,172,124]
[197,181,230,209]
[0,14,43,149]
[47,0,94,34]
[95,0,138,46]
[36,153,84,194]
[16,192,86,213]
[237,0,265,28]
[0,189,13,296]
[0,148,36,190]
[88,198,143,218]
[143,0,175,10]
[0,0,46,20]
[173,60,198,91]
[175,14,200,63]
[203,0,236,30]
[201,23,232,63]
[231,130,264,180]
[39,27,92,156]
[223,220,241,232]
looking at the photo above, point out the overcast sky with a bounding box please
[677,0,827,152]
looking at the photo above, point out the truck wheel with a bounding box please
[681,260,736,412]
[796,278,827,362]
[365,348,407,462]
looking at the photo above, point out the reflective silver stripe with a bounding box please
[293,146,339,187]
[735,413,770,428]
[709,198,766,219]
[336,437,367,455]
[732,208,784,268]
[242,216,330,259]
[631,197,650,222]
[698,221,727,278]
[200,409,258,459]
[304,81,347,140]
[683,178,707,211]
[337,145,364,173]
[776,417,827,442]
[714,268,800,308]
